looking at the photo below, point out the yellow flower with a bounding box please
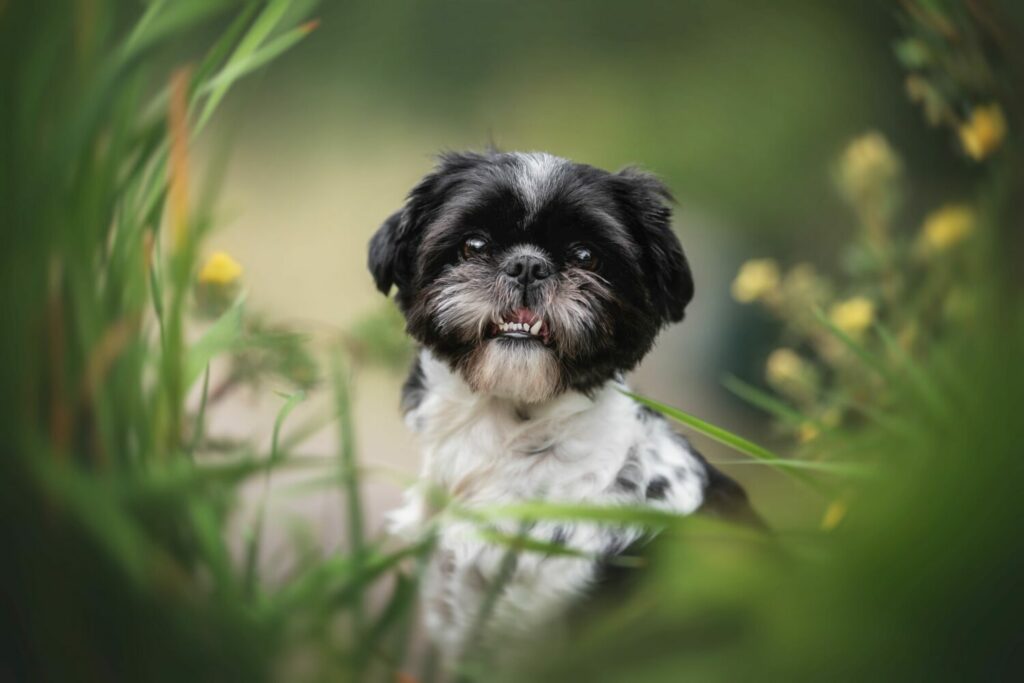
[798,422,820,444]
[821,500,848,531]
[198,251,243,286]
[917,204,975,255]
[731,258,780,304]
[765,348,819,405]
[836,131,902,202]
[958,103,1007,161]
[829,297,875,338]
[765,348,804,386]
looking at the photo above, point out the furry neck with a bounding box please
[416,348,623,425]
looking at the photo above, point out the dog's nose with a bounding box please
[504,255,551,287]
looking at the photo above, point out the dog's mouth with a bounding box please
[486,308,552,345]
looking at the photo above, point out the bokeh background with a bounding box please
[199,0,975,544]
[5,1,1023,680]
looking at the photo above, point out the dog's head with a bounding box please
[368,151,693,403]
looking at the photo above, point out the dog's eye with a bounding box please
[568,245,598,270]
[461,236,490,260]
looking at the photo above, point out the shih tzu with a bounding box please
[367,150,760,661]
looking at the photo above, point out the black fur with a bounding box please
[368,150,695,396]
[645,475,671,501]
[607,167,694,323]
[695,454,767,530]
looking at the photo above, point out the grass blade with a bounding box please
[243,390,306,598]
[186,362,211,459]
[623,390,827,493]
[475,527,595,559]
[462,500,684,528]
[196,0,314,132]
[333,351,366,633]
[874,321,950,418]
[185,297,245,387]
[812,307,893,382]
[722,374,809,427]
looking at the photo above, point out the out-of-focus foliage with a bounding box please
[345,302,414,371]
[1,1,1022,682]
[730,0,1021,455]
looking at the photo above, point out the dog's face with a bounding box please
[368,151,693,403]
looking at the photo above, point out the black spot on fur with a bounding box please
[615,476,638,492]
[645,476,670,500]
[400,355,426,414]
[551,526,568,546]
[636,403,660,423]
[613,447,643,493]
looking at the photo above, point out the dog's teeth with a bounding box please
[530,319,542,335]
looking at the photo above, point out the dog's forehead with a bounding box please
[509,152,569,220]
[436,152,629,245]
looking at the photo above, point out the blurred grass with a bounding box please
[2,1,1023,682]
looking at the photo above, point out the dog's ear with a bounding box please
[368,151,491,297]
[368,210,404,295]
[610,167,694,323]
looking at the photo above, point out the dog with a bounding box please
[367,150,760,661]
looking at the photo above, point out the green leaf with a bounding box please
[711,459,874,476]
[122,0,237,61]
[197,24,314,131]
[195,0,315,133]
[475,528,595,559]
[623,391,827,493]
[185,297,245,387]
[874,321,949,418]
[812,307,893,382]
[459,500,685,528]
[332,351,366,631]
[186,363,211,459]
[244,390,307,597]
[189,3,262,101]
[723,375,809,426]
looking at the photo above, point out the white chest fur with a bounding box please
[389,351,709,658]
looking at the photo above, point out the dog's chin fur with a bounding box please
[467,340,561,403]
[367,150,759,664]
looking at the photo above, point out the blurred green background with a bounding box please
[3,1,1023,681]
[202,0,981,525]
